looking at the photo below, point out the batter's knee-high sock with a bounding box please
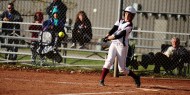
[100,68,109,81]
[128,70,138,79]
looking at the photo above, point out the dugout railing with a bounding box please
[0,21,109,66]
[0,21,189,58]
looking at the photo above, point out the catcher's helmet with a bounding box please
[124,6,136,14]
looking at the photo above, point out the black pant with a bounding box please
[5,38,19,60]
[153,52,184,74]
[72,31,84,46]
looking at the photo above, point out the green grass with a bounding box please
[1,49,190,79]
[63,58,103,65]
[1,49,105,64]
[60,50,106,65]
[64,50,107,57]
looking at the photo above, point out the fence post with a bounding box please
[118,0,123,20]
[114,57,119,77]
[62,43,67,64]
[113,0,123,78]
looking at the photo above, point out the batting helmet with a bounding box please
[124,6,136,14]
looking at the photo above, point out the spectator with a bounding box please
[70,11,92,49]
[29,11,44,39]
[153,37,188,74]
[0,2,23,63]
[43,7,67,47]
[46,0,67,23]
[29,11,44,63]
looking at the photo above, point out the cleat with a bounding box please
[134,76,141,88]
[70,43,76,48]
[99,80,105,86]
[78,45,85,49]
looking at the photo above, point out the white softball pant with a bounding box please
[103,42,130,75]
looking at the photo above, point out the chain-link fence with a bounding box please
[0,0,190,75]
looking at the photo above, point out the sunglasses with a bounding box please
[8,7,12,9]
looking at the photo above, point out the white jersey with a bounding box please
[112,19,133,46]
[164,46,175,57]
[164,46,187,58]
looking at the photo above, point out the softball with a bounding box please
[58,31,65,38]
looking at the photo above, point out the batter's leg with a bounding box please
[99,68,109,86]
[116,45,141,88]
[99,44,116,86]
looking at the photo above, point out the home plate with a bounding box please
[138,88,160,92]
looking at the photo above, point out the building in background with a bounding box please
[0,0,189,53]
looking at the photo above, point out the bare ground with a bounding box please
[0,67,190,95]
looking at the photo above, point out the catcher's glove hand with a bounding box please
[102,37,108,42]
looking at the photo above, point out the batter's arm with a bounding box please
[107,25,132,40]
[108,25,118,35]
[114,30,126,39]
[107,30,125,40]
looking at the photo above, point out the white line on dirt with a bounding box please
[54,91,126,95]
[138,88,160,92]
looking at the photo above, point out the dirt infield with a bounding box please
[1,69,190,95]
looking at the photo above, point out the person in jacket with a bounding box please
[28,11,44,63]
[46,0,67,23]
[70,11,92,49]
[29,11,44,39]
[153,37,189,74]
[43,7,67,47]
[0,2,23,63]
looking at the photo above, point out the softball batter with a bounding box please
[99,6,141,88]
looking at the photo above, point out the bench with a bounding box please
[58,47,108,64]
